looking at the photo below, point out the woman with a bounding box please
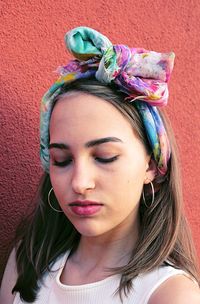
[1,27,200,303]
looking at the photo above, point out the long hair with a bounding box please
[13,79,199,302]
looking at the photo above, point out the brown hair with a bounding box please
[13,79,199,302]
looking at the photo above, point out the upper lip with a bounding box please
[68,200,103,206]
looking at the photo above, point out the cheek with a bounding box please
[121,158,147,183]
[122,177,144,200]
[49,170,68,201]
[118,165,146,201]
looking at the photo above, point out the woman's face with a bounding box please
[49,92,153,238]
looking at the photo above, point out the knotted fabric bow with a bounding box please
[40,26,175,175]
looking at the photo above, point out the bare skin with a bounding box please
[60,216,139,285]
[148,275,200,304]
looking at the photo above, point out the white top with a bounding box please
[13,251,187,304]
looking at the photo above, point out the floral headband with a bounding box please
[40,26,175,175]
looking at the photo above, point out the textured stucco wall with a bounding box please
[0,0,200,281]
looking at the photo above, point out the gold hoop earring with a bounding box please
[142,180,155,208]
[48,188,63,213]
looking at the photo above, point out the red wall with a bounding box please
[1,0,200,280]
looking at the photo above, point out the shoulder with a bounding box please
[0,247,18,304]
[148,274,200,304]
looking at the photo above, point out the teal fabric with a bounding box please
[65,26,112,57]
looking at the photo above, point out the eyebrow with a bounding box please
[48,137,123,150]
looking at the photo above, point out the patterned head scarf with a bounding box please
[40,26,175,175]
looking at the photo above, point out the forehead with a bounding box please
[49,93,137,143]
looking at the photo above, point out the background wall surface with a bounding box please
[0,0,200,281]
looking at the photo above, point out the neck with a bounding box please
[71,215,140,270]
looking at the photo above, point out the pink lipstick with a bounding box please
[68,200,103,216]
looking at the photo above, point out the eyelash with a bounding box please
[53,155,119,167]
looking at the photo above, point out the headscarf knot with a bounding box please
[65,27,175,106]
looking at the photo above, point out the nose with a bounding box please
[71,160,95,195]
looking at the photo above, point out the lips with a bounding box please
[68,200,103,216]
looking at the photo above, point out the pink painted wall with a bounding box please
[1,0,200,280]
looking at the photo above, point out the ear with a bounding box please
[144,157,157,184]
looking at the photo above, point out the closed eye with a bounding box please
[95,155,119,163]
[53,158,72,167]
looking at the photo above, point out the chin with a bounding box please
[75,227,103,237]
[73,221,108,238]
